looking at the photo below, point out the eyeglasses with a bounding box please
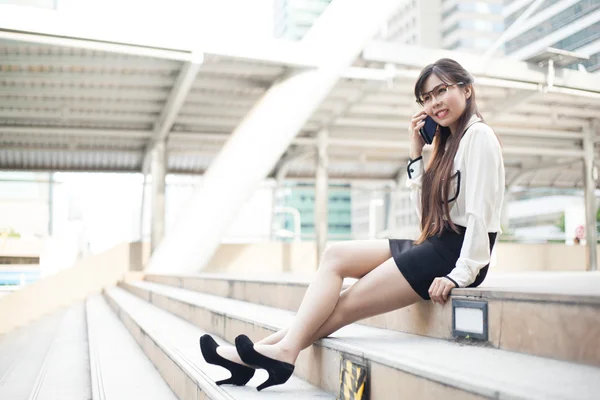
[416,82,464,106]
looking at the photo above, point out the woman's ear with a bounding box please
[465,85,472,100]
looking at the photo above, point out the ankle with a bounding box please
[274,342,300,360]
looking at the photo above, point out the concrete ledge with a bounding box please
[120,280,600,400]
[148,241,596,275]
[145,273,600,367]
[0,242,134,335]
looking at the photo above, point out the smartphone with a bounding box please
[419,116,438,145]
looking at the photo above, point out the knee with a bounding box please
[319,243,345,275]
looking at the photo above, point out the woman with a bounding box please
[199,58,505,391]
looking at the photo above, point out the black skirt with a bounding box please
[389,224,497,300]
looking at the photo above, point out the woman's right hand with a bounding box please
[409,110,427,159]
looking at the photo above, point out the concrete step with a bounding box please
[28,301,90,400]
[0,303,89,400]
[121,280,600,400]
[0,311,63,400]
[86,294,178,400]
[103,285,334,399]
[145,272,600,366]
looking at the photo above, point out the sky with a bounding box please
[56,0,275,41]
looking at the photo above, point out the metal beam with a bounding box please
[1,126,588,158]
[0,127,151,139]
[160,128,588,143]
[360,41,600,95]
[184,92,262,106]
[174,116,241,128]
[0,109,157,124]
[494,127,583,140]
[294,137,583,157]
[0,73,267,94]
[486,90,540,122]
[507,159,582,187]
[0,55,182,71]
[141,57,203,173]
[0,72,175,87]
[0,87,170,101]
[328,115,588,131]
[0,144,143,155]
[152,59,203,143]
[502,146,583,158]
[0,99,164,114]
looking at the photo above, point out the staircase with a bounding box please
[1,271,599,399]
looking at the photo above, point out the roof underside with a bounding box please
[1,35,600,189]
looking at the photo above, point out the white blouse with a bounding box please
[406,113,505,288]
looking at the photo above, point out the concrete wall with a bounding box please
[130,241,151,271]
[0,242,134,335]
[494,243,595,272]
[204,242,319,276]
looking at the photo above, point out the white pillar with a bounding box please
[315,129,329,265]
[150,140,166,253]
[583,120,598,270]
[145,0,402,273]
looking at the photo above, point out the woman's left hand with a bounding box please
[428,277,457,305]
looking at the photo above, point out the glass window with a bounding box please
[490,4,503,13]
[458,3,475,12]
[505,0,561,27]
[474,2,491,13]
[442,4,458,18]
[549,21,600,51]
[506,1,600,53]
[582,51,600,72]
[474,20,494,31]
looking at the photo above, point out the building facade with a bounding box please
[504,0,600,72]
[273,0,333,41]
[441,0,505,52]
[274,182,352,241]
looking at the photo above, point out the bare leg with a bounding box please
[253,257,420,363]
[216,239,391,365]
[216,259,420,364]
[299,258,420,349]
[256,327,287,345]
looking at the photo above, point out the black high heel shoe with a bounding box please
[234,334,295,391]
[199,334,255,386]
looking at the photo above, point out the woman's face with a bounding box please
[420,73,471,133]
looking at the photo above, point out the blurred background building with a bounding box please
[273,0,332,41]
[504,0,600,71]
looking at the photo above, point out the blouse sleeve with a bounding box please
[406,156,424,222]
[446,128,502,288]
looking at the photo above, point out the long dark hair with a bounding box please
[413,58,498,245]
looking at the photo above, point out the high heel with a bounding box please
[199,334,255,386]
[234,334,295,391]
